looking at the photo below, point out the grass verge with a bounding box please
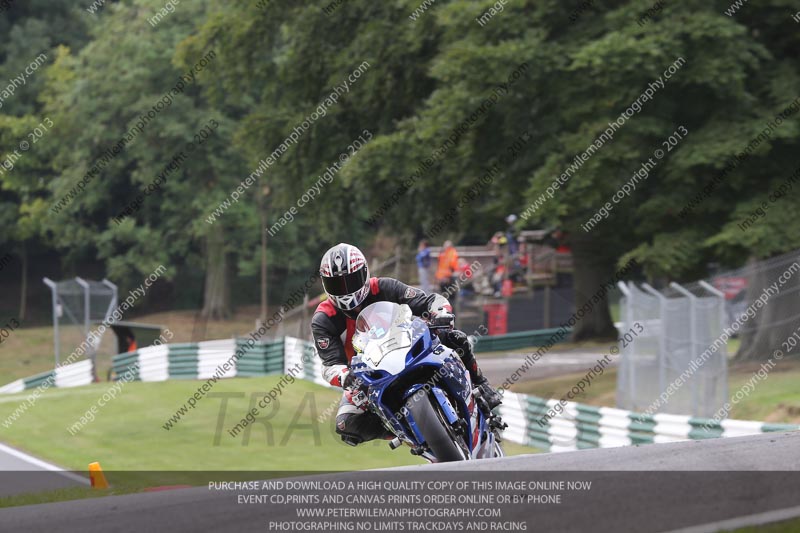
[0,376,536,506]
[0,306,277,384]
[730,516,800,532]
[510,358,800,424]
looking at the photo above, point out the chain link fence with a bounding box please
[616,248,800,417]
[43,277,117,374]
[616,281,728,417]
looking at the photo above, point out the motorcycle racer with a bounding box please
[312,242,502,446]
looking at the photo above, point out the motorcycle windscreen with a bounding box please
[354,302,416,373]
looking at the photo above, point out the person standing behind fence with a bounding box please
[436,240,459,296]
[505,214,520,257]
[415,239,432,293]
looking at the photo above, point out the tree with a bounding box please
[2,0,799,352]
[187,0,445,292]
[41,0,250,317]
[0,1,90,319]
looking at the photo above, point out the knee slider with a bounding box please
[335,413,353,435]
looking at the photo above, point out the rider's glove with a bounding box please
[342,371,369,410]
[342,370,358,390]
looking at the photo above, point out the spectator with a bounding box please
[415,239,432,293]
[456,258,477,297]
[436,240,459,296]
[505,214,519,257]
[491,254,507,297]
[553,229,570,253]
[125,333,137,353]
[544,228,570,253]
[489,231,508,258]
[518,241,529,273]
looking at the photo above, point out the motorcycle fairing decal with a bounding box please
[466,394,482,452]
[349,307,501,462]
[471,417,482,451]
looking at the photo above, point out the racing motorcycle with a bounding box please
[349,301,506,462]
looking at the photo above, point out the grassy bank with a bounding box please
[510,358,800,424]
[0,306,276,384]
[0,376,535,472]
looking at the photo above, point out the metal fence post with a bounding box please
[642,283,669,409]
[616,281,631,409]
[699,280,729,411]
[43,278,59,367]
[669,282,698,415]
[75,277,97,381]
[101,279,118,319]
[75,277,90,341]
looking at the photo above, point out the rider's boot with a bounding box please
[336,410,393,446]
[469,365,503,410]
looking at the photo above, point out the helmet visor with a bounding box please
[322,269,368,297]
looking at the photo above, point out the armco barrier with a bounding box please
[111,338,286,382]
[0,338,298,393]
[497,391,799,452]
[0,359,93,394]
[473,327,572,353]
[0,326,569,391]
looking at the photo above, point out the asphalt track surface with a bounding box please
[1,431,799,533]
[478,346,616,385]
[0,442,87,497]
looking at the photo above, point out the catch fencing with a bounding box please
[616,281,728,417]
[708,249,800,358]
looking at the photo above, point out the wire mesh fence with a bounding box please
[616,281,727,417]
[708,249,800,360]
[617,248,800,416]
[43,277,117,372]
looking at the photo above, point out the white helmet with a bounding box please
[320,243,370,313]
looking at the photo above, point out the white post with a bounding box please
[699,280,729,411]
[616,282,631,408]
[43,278,59,367]
[75,277,96,381]
[101,278,118,322]
[669,282,698,416]
[643,283,669,411]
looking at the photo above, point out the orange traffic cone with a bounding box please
[89,462,109,489]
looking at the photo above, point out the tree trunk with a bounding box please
[18,243,27,321]
[568,231,618,342]
[202,224,231,320]
[736,257,800,361]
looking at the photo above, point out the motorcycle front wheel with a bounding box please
[405,390,469,462]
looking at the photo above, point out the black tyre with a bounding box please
[405,390,468,462]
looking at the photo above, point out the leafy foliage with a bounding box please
[1,0,799,326]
